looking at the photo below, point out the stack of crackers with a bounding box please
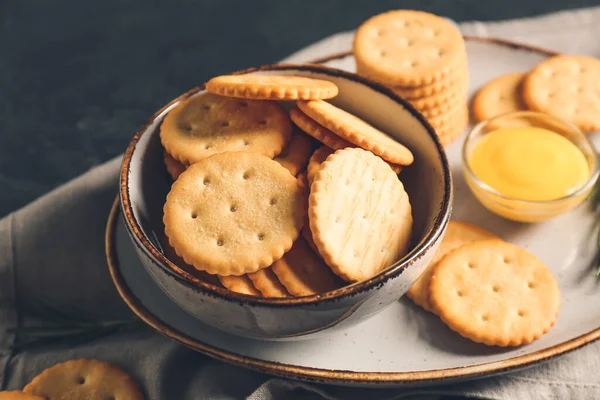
[406,221,560,347]
[354,10,469,145]
[159,74,415,297]
[472,55,600,132]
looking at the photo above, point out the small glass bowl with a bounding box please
[462,111,600,223]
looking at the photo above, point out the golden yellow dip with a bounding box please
[469,127,589,201]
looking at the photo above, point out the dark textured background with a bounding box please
[2,0,599,217]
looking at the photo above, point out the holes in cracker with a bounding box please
[528,281,535,289]
[407,39,415,47]
[503,257,510,264]
[221,121,230,127]
[467,262,475,269]
[242,172,250,180]
[184,125,194,132]
[492,284,501,293]
[203,177,211,186]
[205,144,213,150]
[518,310,526,317]
[269,198,277,206]
[243,140,250,146]
[229,204,237,212]
[410,60,419,68]
[376,29,385,37]
[258,233,266,241]
[456,290,463,297]
[259,119,268,125]
[239,101,249,107]
[334,216,341,223]
[202,104,211,110]
[191,211,198,219]
[381,247,386,253]
[107,396,116,400]
[481,315,490,322]
[216,238,224,247]
[379,50,387,58]
[76,376,86,385]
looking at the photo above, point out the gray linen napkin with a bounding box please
[3,7,600,400]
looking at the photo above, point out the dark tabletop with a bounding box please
[2,0,600,217]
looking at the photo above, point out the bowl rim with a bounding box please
[119,63,453,307]
[462,110,600,207]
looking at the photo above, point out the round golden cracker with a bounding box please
[206,74,339,100]
[219,275,260,296]
[161,234,221,287]
[354,10,466,86]
[407,82,468,111]
[309,148,413,282]
[307,145,401,184]
[0,392,43,400]
[164,151,306,276]
[472,72,527,123]
[164,151,186,180]
[388,163,403,175]
[299,172,319,252]
[417,83,468,118]
[160,92,292,165]
[427,102,467,129]
[23,359,142,400]
[437,106,469,146]
[297,100,414,165]
[307,146,334,184]
[272,237,343,296]
[301,223,319,253]
[247,268,290,297]
[360,60,466,99]
[522,55,600,132]
[420,100,456,119]
[290,107,354,150]
[392,62,468,100]
[273,131,314,176]
[430,240,560,347]
[406,221,499,312]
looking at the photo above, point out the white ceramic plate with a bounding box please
[106,37,600,387]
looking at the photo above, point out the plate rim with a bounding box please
[106,198,600,385]
[106,36,600,386]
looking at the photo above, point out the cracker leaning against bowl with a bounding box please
[120,64,451,339]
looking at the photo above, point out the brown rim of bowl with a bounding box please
[107,197,600,385]
[119,63,453,307]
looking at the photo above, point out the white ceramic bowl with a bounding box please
[119,64,452,339]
